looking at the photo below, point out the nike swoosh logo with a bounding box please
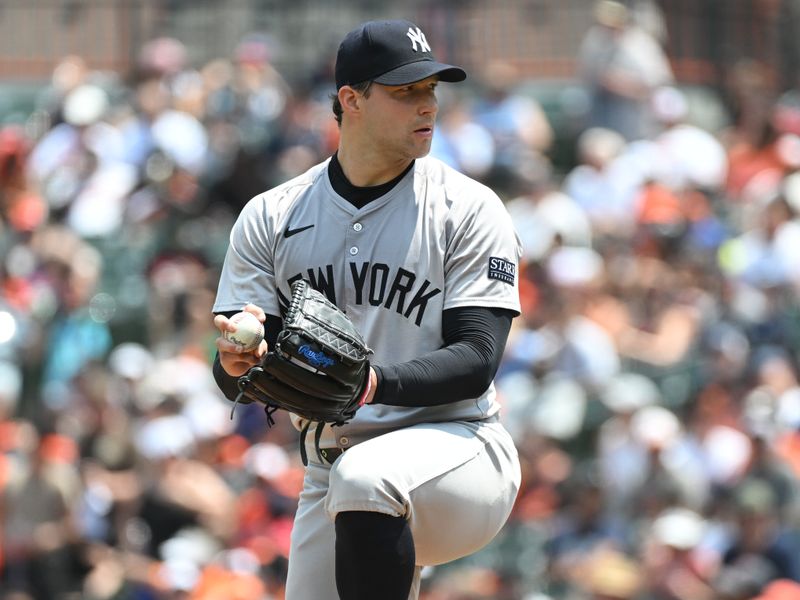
[283,224,315,238]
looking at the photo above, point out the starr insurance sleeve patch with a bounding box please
[487,257,515,285]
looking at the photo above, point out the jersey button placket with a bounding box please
[344,220,362,310]
[349,222,362,255]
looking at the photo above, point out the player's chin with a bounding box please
[409,140,433,159]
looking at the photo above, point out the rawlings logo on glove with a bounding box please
[298,345,336,368]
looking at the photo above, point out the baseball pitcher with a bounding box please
[213,18,522,600]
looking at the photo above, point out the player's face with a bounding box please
[362,76,439,160]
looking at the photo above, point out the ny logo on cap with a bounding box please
[406,27,431,53]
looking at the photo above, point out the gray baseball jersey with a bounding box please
[213,155,521,447]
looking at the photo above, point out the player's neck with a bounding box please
[336,142,412,188]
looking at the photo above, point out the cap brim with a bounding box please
[373,60,466,86]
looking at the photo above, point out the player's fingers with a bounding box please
[213,314,236,333]
[254,339,269,358]
[228,354,260,368]
[216,335,249,354]
[242,303,266,322]
[217,343,262,362]
[216,335,268,357]
[219,353,260,377]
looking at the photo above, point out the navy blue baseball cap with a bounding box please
[335,19,467,89]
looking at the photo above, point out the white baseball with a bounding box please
[224,311,264,352]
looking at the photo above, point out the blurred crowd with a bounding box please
[4,1,800,599]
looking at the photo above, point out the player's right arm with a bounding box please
[213,303,270,377]
[212,310,282,401]
[212,191,282,399]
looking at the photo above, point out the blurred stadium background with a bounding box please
[1,0,799,83]
[4,1,800,599]
[2,1,799,131]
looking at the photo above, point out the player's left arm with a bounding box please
[369,305,514,407]
[365,180,522,407]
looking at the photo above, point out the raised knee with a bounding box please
[326,452,406,517]
[330,453,385,497]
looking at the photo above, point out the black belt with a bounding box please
[318,447,345,464]
[300,421,347,465]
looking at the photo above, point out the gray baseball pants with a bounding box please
[285,418,521,600]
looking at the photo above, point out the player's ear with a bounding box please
[338,86,363,117]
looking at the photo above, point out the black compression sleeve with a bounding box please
[212,312,283,402]
[371,306,514,407]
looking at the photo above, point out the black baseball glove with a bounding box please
[233,279,373,428]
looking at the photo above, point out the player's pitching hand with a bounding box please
[214,303,268,377]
